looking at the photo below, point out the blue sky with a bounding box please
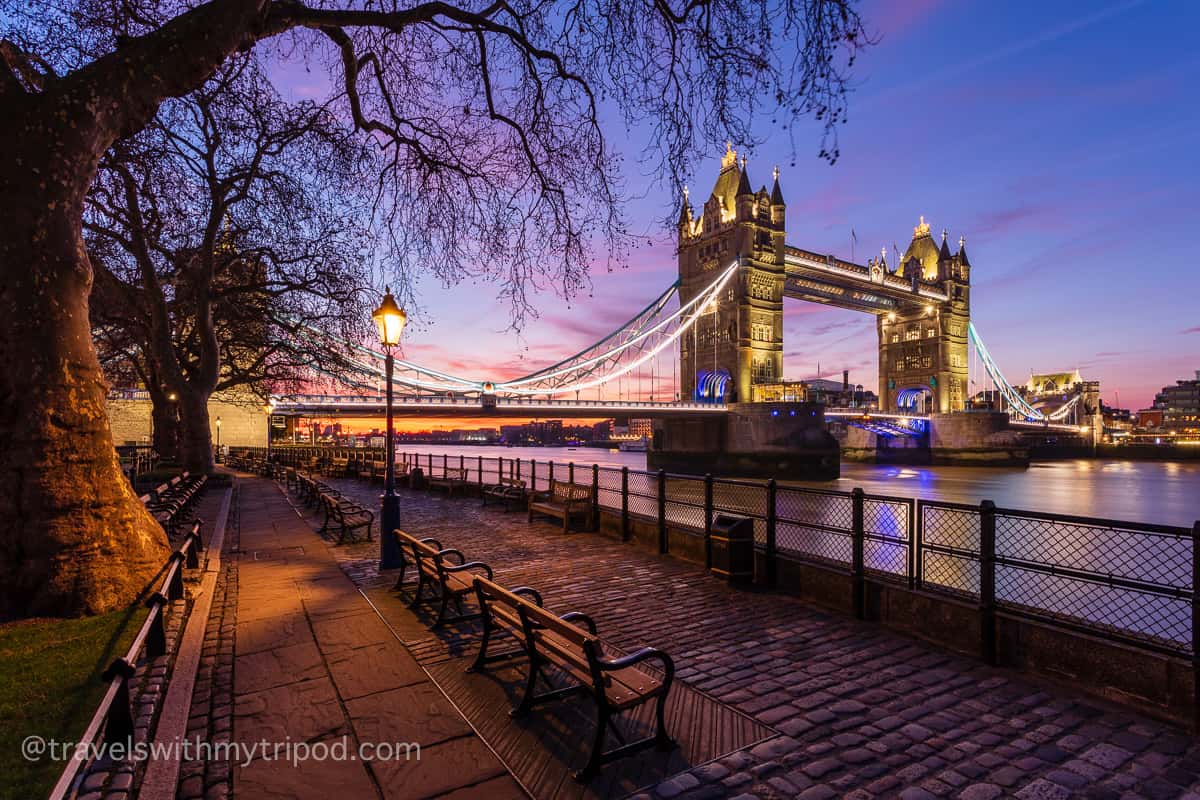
[318,0,1200,411]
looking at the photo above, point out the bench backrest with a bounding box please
[440,468,468,480]
[550,479,593,502]
[518,593,596,650]
[498,476,525,488]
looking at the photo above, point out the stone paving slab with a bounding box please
[319,477,1200,800]
[227,477,526,799]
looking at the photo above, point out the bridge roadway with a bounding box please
[269,394,730,419]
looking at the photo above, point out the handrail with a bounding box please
[48,517,205,800]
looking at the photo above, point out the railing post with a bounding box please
[621,467,630,541]
[851,488,865,620]
[657,469,668,554]
[516,457,521,480]
[460,454,465,474]
[548,460,555,485]
[478,455,483,487]
[704,474,714,570]
[980,500,997,666]
[443,453,448,476]
[1193,521,1199,732]
[568,461,575,485]
[906,500,916,591]
[591,464,600,531]
[145,593,169,658]
[531,459,537,491]
[766,479,778,587]
[101,659,137,746]
[498,455,503,484]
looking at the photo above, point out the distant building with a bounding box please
[1154,370,1200,435]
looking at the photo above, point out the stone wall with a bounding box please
[106,394,268,449]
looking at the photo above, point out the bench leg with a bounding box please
[433,590,452,628]
[390,558,409,591]
[575,703,610,782]
[511,660,544,718]
[654,690,675,751]
[408,575,427,608]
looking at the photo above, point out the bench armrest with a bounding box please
[437,548,467,565]
[419,536,443,550]
[596,647,675,680]
[559,611,598,635]
[444,561,494,579]
[508,586,543,606]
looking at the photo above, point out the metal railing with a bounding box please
[49,521,205,800]
[241,444,1199,660]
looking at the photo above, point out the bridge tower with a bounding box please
[877,223,972,413]
[677,143,786,403]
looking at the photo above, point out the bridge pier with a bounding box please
[649,402,840,480]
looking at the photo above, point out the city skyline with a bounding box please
[276,0,1199,412]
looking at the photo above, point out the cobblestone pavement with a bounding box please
[319,478,1200,800]
[179,483,239,800]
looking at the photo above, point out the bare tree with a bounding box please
[86,55,373,474]
[0,0,868,617]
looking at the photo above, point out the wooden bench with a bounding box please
[403,534,493,627]
[319,492,374,543]
[428,467,470,497]
[482,476,527,511]
[325,457,350,478]
[471,576,676,781]
[528,479,594,533]
[389,530,447,593]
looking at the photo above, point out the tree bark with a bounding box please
[0,111,169,618]
[178,388,215,474]
[150,394,180,462]
[0,0,270,617]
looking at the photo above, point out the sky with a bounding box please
[284,0,1199,428]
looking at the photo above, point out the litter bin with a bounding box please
[409,467,426,491]
[710,514,754,584]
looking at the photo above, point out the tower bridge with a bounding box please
[242,148,1099,475]
[676,142,970,415]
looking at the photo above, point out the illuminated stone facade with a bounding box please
[679,151,973,414]
[876,222,972,414]
[677,143,786,404]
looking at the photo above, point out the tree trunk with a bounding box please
[0,136,169,619]
[150,395,180,462]
[178,388,215,474]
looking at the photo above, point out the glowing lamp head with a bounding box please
[372,287,408,347]
[482,382,495,393]
[925,305,934,316]
[215,416,222,427]
[886,312,896,323]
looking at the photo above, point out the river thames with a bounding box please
[395,444,1200,527]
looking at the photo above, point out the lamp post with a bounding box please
[215,416,222,462]
[373,287,408,569]
[263,402,276,465]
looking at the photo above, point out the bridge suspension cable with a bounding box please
[283,260,740,400]
[967,322,1082,423]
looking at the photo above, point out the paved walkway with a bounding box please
[227,477,524,799]
[318,477,1200,800]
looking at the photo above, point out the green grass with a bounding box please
[0,609,142,800]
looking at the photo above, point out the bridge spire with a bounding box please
[736,157,753,196]
[770,166,785,206]
[957,234,970,266]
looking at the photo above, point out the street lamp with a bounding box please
[373,287,408,569]
[263,401,276,466]
[215,416,222,462]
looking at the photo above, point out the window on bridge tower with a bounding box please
[905,328,919,341]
